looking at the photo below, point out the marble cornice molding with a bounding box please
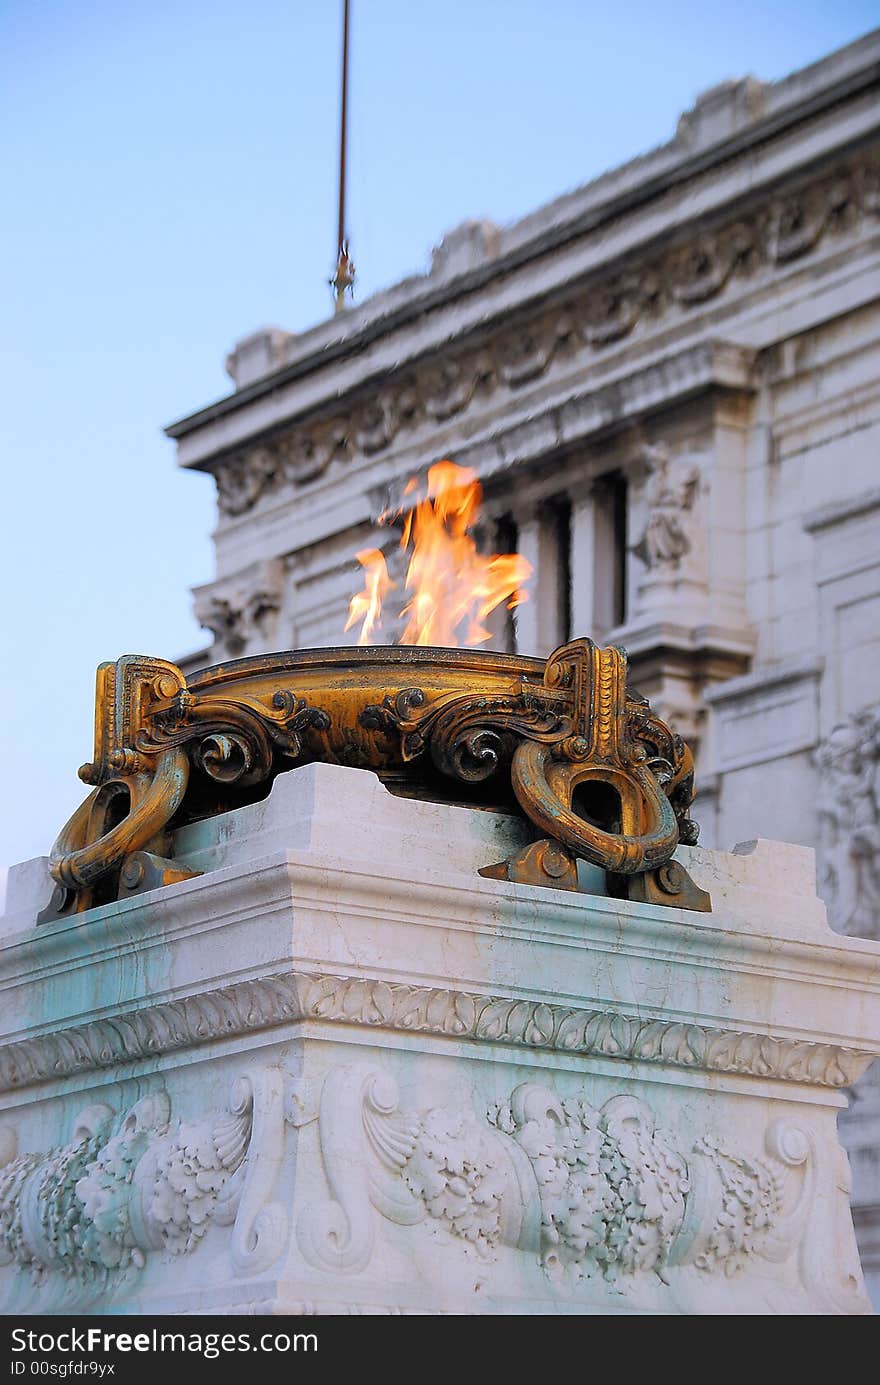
[5,846,874,991]
[178,149,879,518]
[167,40,880,449]
[477,340,758,476]
[802,484,880,533]
[703,655,825,705]
[0,967,873,1095]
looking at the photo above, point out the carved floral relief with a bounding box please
[297,1064,865,1311]
[0,1062,866,1313]
[0,1069,287,1287]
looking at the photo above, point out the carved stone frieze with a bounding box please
[211,153,880,517]
[297,1064,864,1309]
[193,560,286,661]
[0,1069,287,1285]
[279,422,348,485]
[0,969,869,1094]
[495,311,575,387]
[669,222,756,304]
[815,704,880,937]
[216,447,278,518]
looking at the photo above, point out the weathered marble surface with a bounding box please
[0,764,877,1314]
[164,34,880,949]
[161,35,880,1284]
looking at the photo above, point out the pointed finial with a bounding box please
[332,0,354,313]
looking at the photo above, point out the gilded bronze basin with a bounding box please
[43,638,701,920]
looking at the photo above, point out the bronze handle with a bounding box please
[511,739,679,874]
[50,749,190,891]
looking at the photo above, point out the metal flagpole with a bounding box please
[331,0,355,311]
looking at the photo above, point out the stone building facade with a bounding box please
[166,31,880,1298]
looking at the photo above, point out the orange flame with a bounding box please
[345,461,531,648]
[343,547,396,645]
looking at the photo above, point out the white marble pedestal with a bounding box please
[0,764,878,1315]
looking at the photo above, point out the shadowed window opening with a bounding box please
[550,494,572,643]
[494,514,519,654]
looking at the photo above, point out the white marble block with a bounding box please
[0,764,878,1315]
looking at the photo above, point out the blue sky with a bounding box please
[2,1,877,869]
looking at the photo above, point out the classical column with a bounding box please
[478,516,517,653]
[569,485,597,641]
[515,505,566,658]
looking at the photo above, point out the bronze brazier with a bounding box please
[41,638,708,921]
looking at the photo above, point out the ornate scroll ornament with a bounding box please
[0,1068,287,1286]
[210,154,880,515]
[360,639,698,874]
[814,705,880,937]
[43,640,699,917]
[298,1065,865,1310]
[43,654,331,917]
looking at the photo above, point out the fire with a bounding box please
[344,460,532,648]
[343,547,395,646]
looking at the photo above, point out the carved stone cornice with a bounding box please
[211,152,880,518]
[0,968,870,1094]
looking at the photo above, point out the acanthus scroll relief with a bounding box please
[0,969,869,1094]
[212,154,880,517]
[0,1063,866,1311]
[298,1064,865,1310]
[815,704,880,937]
[0,1068,287,1289]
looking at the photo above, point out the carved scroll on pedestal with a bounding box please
[295,1063,866,1313]
[0,1069,287,1292]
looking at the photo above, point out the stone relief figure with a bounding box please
[632,442,701,572]
[815,705,880,936]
